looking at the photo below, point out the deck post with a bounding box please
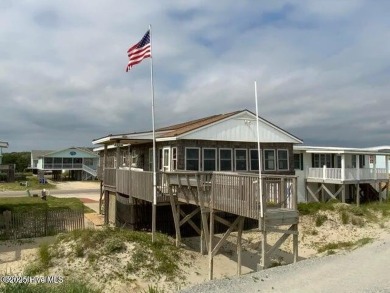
[166,175,181,247]
[237,216,245,276]
[99,180,103,214]
[104,190,109,225]
[259,220,267,270]
[293,223,298,263]
[356,183,360,207]
[341,184,346,203]
[208,209,214,280]
[280,177,285,208]
[129,195,135,230]
[200,215,207,255]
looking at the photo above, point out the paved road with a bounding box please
[180,233,390,293]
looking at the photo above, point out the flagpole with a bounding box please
[254,81,264,219]
[149,24,157,242]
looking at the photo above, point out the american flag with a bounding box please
[126,30,151,72]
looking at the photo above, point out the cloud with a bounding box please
[0,0,390,151]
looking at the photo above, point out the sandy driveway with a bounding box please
[181,232,390,293]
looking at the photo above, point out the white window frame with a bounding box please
[263,149,276,171]
[171,147,177,171]
[249,149,260,171]
[162,147,171,171]
[235,149,248,171]
[277,149,289,171]
[219,148,233,171]
[203,148,217,171]
[185,147,201,171]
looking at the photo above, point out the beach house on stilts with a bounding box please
[93,109,303,277]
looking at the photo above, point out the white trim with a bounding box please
[234,148,248,171]
[277,149,289,171]
[162,147,171,172]
[263,149,276,171]
[203,148,217,171]
[171,147,177,171]
[219,148,233,171]
[185,147,201,171]
[156,137,178,142]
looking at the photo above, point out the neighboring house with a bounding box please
[293,145,390,204]
[363,146,390,172]
[93,109,303,174]
[31,147,99,181]
[0,140,14,182]
[0,140,9,165]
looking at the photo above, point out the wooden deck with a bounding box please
[165,171,299,277]
[100,168,299,277]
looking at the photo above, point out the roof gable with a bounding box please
[93,109,302,145]
[42,147,98,158]
[160,110,302,144]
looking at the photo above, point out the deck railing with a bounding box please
[308,167,388,181]
[212,172,297,219]
[108,168,168,203]
[165,171,297,220]
[104,168,117,187]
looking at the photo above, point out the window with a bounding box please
[203,148,216,171]
[235,149,247,171]
[264,150,276,171]
[219,149,232,171]
[250,149,259,171]
[172,147,177,170]
[312,154,332,168]
[352,154,365,168]
[336,155,341,168]
[277,150,288,170]
[185,148,200,171]
[294,153,302,170]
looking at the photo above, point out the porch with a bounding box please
[307,167,389,183]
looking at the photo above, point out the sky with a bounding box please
[1,0,390,152]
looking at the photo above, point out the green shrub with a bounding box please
[74,243,85,257]
[340,210,349,224]
[103,237,125,254]
[38,242,51,269]
[315,214,327,227]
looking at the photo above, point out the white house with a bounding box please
[294,145,390,204]
[31,147,99,181]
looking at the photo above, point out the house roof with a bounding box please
[294,145,390,156]
[31,150,53,160]
[157,111,241,137]
[32,147,98,159]
[92,109,303,145]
